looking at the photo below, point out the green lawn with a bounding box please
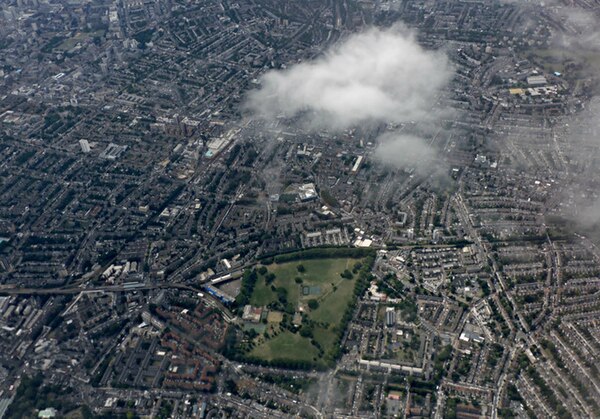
[245,256,367,367]
[58,30,106,51]
[250,258,357,311]
[250,330,319,363]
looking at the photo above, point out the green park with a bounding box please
[230,248,375,369]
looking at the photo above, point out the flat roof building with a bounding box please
[526,75,547,86]
[79,139,90,153]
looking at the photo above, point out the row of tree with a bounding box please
[261,246,375,265]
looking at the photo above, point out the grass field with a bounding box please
[250,258,357,309]
[245,256,367,367]
[250,330,319,363]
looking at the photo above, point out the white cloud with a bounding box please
[243,25,452,131]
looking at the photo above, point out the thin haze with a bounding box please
[554,8,600,53]
[545,7,600,227]
[565,100,600,227]
[375,133,437,168]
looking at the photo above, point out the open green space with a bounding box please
[249,257,357,310]
[232,248,375,369]
[249,330,319,363]
[45,30,106,52]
